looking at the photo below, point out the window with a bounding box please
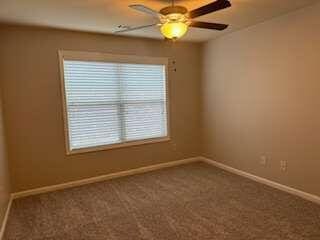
[59,51,169,154]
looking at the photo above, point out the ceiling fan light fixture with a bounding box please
[160,13,189,40]
[160,21,188,40]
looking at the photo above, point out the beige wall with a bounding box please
[2,3,320,197]
[202,3,320,196]
[0,89,11,225]
[0,26,202,192]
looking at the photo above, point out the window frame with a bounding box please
[59,50,170,155]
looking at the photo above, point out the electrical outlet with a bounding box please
[260,155,267,165]
[280,160,287,171]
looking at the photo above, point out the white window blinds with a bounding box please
[62,58,168,152]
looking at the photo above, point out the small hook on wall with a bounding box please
[172,60,177,72]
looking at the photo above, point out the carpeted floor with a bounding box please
[4,162,320,240]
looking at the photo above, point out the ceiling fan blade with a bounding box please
[190,21,228,31]
[189,0,231,19]
[129,4,161,18]
[114,23,157,34]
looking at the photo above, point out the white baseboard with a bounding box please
[12,157,200,199]
[11,155,320,206]
[0,196,13,240]
[200,157,320,205]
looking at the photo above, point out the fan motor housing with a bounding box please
[160,6,188,15]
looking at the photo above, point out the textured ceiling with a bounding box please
[0,0,318,42]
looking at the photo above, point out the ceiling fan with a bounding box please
[115,0,231,40]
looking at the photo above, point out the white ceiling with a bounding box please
[0,0,318,42]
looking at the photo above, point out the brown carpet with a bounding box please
[4,162,320,240]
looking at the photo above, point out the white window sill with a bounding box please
[66,136,171,155]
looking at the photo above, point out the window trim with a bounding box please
[58,50,170,155]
